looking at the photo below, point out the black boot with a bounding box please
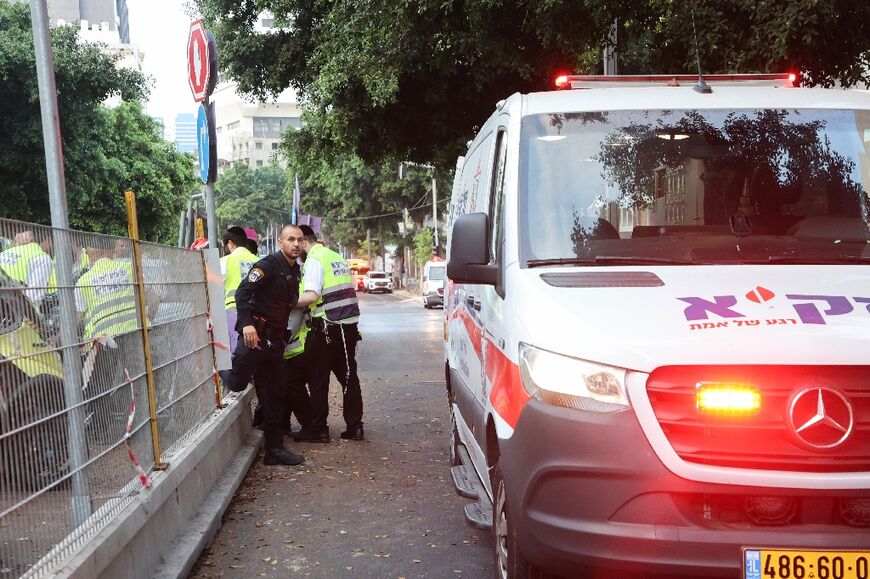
[263,447,305,466]
[340,425,364,441]
[292,428,330,443]
[219,369,248,393]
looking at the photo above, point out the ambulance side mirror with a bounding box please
[447,213,497,285]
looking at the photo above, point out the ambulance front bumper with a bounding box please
[498,398,870,578]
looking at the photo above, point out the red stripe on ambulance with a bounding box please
[486,342,529,428]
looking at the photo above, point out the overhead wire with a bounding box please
[247,192,448,223]
[321,198,449,222]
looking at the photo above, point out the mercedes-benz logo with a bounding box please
[788,386,854,450]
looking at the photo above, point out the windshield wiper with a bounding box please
[765,255,870,264]
[527,256,701,268]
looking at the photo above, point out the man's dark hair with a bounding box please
[222,226,247,249]
[298,224,318,244]
[243,238,258,254]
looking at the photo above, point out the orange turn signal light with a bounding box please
[696,383,761,416]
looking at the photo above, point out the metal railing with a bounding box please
[0,214,225,577]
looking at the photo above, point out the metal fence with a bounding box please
[0,216,225,577]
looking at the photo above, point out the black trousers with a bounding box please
[223,339,287,449]
[283,351,312,429]
[306,322,362,432]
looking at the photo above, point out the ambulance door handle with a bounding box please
[466,296,475,307]
[472,299,481,311]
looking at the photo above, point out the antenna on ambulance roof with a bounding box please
[691,10,712,94]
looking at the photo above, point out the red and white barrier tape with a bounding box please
[123,369,153,489]
[205,312,230,351]
[82,335,117,388]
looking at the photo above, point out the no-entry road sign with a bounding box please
[188,20,213,102]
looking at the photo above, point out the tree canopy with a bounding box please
[196,0,870,169]
[215,161,290,235]
[284,125,438,250]
[0,2,196,242]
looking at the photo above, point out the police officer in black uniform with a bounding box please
[220,224,306,466]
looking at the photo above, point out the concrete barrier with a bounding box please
[54,389,261,579]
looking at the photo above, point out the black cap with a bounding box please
[226,226,246,236]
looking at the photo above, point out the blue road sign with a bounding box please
[197,103,210,183]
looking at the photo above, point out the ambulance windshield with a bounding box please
[520,109,870,266]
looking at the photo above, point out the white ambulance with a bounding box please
[444,74,870,579]
[422,259,447,308]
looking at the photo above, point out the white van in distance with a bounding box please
[444,74,870,579]
[422,260,447,308]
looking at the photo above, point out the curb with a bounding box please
[152,428,262,579]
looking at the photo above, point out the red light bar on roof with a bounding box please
[555,73,797,90]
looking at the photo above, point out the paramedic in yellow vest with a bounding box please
[75,245,139,340]
[74,244,141,405]
[0,229,54,309]
[220,227,259,352]
[293,225,363,443]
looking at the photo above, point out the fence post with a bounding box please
[29,0,93,525]
[124,192,167,469]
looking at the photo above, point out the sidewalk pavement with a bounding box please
[188,292,492,578]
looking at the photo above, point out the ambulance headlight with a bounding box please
[518,343,629,413]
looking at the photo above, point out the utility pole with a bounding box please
[366,228,372,265]
[29,0,91,525]
[431,176,438,254]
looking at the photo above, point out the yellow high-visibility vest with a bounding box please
[284,282,309,359]
[307,244,359,324]
[77,257,139,339]
[221,247,259,309]
[0,243,51,285]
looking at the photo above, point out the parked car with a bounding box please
[363,271,393,293]
[445,73,870,579]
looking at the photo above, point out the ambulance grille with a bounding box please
[646,365,870,472]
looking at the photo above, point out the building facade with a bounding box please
[174,112,197,154]
[46,0,130,43]
[210,78,303,171]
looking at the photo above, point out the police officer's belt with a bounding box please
[252,315,287,341]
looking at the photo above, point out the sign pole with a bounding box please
[205,158,217,247]
[189,21,218,248]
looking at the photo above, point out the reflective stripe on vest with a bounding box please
[307,245,360,324]
[222,247,259,309]
[79,258,138,339]
[283,325,308,359]
[0,243,50,285]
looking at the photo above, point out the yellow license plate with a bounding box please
[744,548,870,579]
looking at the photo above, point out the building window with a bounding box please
[215,126,222,134]
[271,142,279,150]
[261,18,274,28]
[256,160,264,167]
[227,120,240,130]
[255,141,263,150]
